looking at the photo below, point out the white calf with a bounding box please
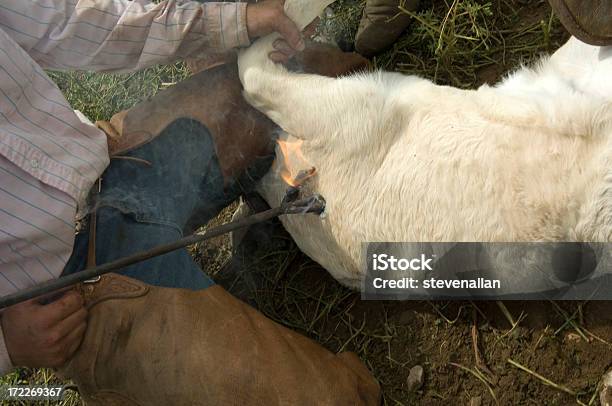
[238,1,612,288]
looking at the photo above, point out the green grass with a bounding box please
[325,0,566,87]
[46,63,190,123]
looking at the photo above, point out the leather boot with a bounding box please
[57,273,381,405]
[96,42,369,185]
[97,62,277,187]
[547,0,612,46]
[355,0,420,57]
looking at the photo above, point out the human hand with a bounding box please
[246,0,305,61]
[1,290,87,368]
[267,17,320,63]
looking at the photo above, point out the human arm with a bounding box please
[0,157,85,373]
[0,0,303,73]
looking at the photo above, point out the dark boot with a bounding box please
[355,0,420,57]
[548,0,612,46]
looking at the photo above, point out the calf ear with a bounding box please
[290,41,371,77]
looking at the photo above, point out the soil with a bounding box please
[197,218,612,406]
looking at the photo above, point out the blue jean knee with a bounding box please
[63,118,237,290]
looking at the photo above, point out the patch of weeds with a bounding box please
[48,63,190,122]
[325,0,568,87]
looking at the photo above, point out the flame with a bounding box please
[276,139,315,187]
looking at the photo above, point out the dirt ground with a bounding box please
[196,214,612,406]
[196,1,612,405]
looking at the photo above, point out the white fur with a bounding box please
[238,2,612,288]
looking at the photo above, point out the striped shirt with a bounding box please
[0,0,250,374]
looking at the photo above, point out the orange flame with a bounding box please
[276,139,315,187]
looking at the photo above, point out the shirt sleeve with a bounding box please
[0,0,251,73]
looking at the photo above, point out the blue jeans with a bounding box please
[63,118,258,290]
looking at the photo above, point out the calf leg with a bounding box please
[548,37,612,99]
[238,0,371,138]
[238,52,339,136]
